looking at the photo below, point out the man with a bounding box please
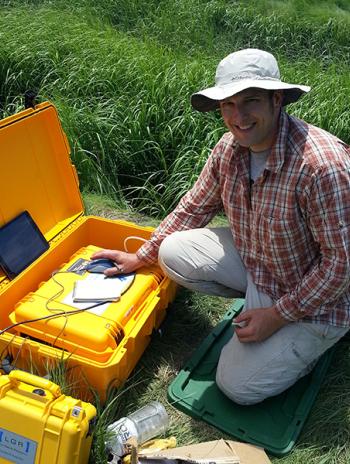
[93,49,350,404]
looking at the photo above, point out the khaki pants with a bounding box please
[158,227,348,405]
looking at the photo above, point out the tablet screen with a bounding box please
[0,211,49,279]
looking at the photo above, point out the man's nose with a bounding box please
[227,104,245,124]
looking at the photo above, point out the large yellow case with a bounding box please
[0,370,96,464]
[0,102,177,402]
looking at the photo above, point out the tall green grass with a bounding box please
[0,1,349,217]
[1,4,350,463]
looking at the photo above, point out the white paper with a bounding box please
[73,279,122,302]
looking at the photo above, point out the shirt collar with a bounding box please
[265,110,289,173]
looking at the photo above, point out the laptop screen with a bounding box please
[0,211,49,279]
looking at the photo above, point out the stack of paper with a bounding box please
[73,279,121,303]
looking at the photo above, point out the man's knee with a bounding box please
[215,367,268,405]
[158,233,183,275]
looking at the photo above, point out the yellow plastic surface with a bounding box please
[0,103,177,402]
[0,371,96,464]
[10,245,163,362]
[0,102,83,284]
[0,216,176,401]
[8,369,61,397]
[0,102,83,238]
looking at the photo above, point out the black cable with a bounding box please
[0,300,110,337]
[1,267,125,342]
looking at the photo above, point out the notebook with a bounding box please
[73,279,121,303]
[72,272,136,303]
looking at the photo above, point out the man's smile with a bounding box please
[233,123,256,132]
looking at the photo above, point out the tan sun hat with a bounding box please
[191,48,310,112]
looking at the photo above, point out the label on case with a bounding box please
[66,258,90,275]
[0,428,37,464]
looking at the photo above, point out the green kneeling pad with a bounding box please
[168,299,334,456]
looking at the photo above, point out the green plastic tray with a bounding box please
[168,299,334,456]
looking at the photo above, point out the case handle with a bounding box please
[24,90,37,109]
[9,370,61,398]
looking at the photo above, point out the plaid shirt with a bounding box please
[137,111,350,327]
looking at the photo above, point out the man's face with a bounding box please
[219,88,283,152]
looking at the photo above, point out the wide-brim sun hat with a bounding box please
[191,48,311,112]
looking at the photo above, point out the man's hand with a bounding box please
[234,306,288,343]
[91,249,145,276]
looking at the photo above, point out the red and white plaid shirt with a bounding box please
[137,111,350,326]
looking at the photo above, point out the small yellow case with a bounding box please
[0,102,177,402]
[0,370,96,464]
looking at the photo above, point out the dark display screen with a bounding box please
[0,211,49,279]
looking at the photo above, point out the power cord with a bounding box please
[0,300,110,338]
[123,236,147,253]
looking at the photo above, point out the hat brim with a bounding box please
[191,79,311,112]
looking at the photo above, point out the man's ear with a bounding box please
[273,90,284,108]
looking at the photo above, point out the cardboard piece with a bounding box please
[139,439,271,464]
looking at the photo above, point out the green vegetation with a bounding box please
[1,1,350,463]
[0,0,350,215]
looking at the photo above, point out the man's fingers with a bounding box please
[104,267,121,277]
[235,326,258,342]
[91,249,120,260]
[232,320,248,328]
[237,334,255,343]
[90,250,144,274]
[233,311,251,324]
[91,251,109,260]
[234,322,257,340]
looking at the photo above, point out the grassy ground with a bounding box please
[0,0,350,216]
[84,194,350,464]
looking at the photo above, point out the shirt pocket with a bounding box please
[256,213,314,285]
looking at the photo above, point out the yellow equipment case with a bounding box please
[0,370,96,464]
[0,102,177,402]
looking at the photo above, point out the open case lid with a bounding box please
[0,102,83,242]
